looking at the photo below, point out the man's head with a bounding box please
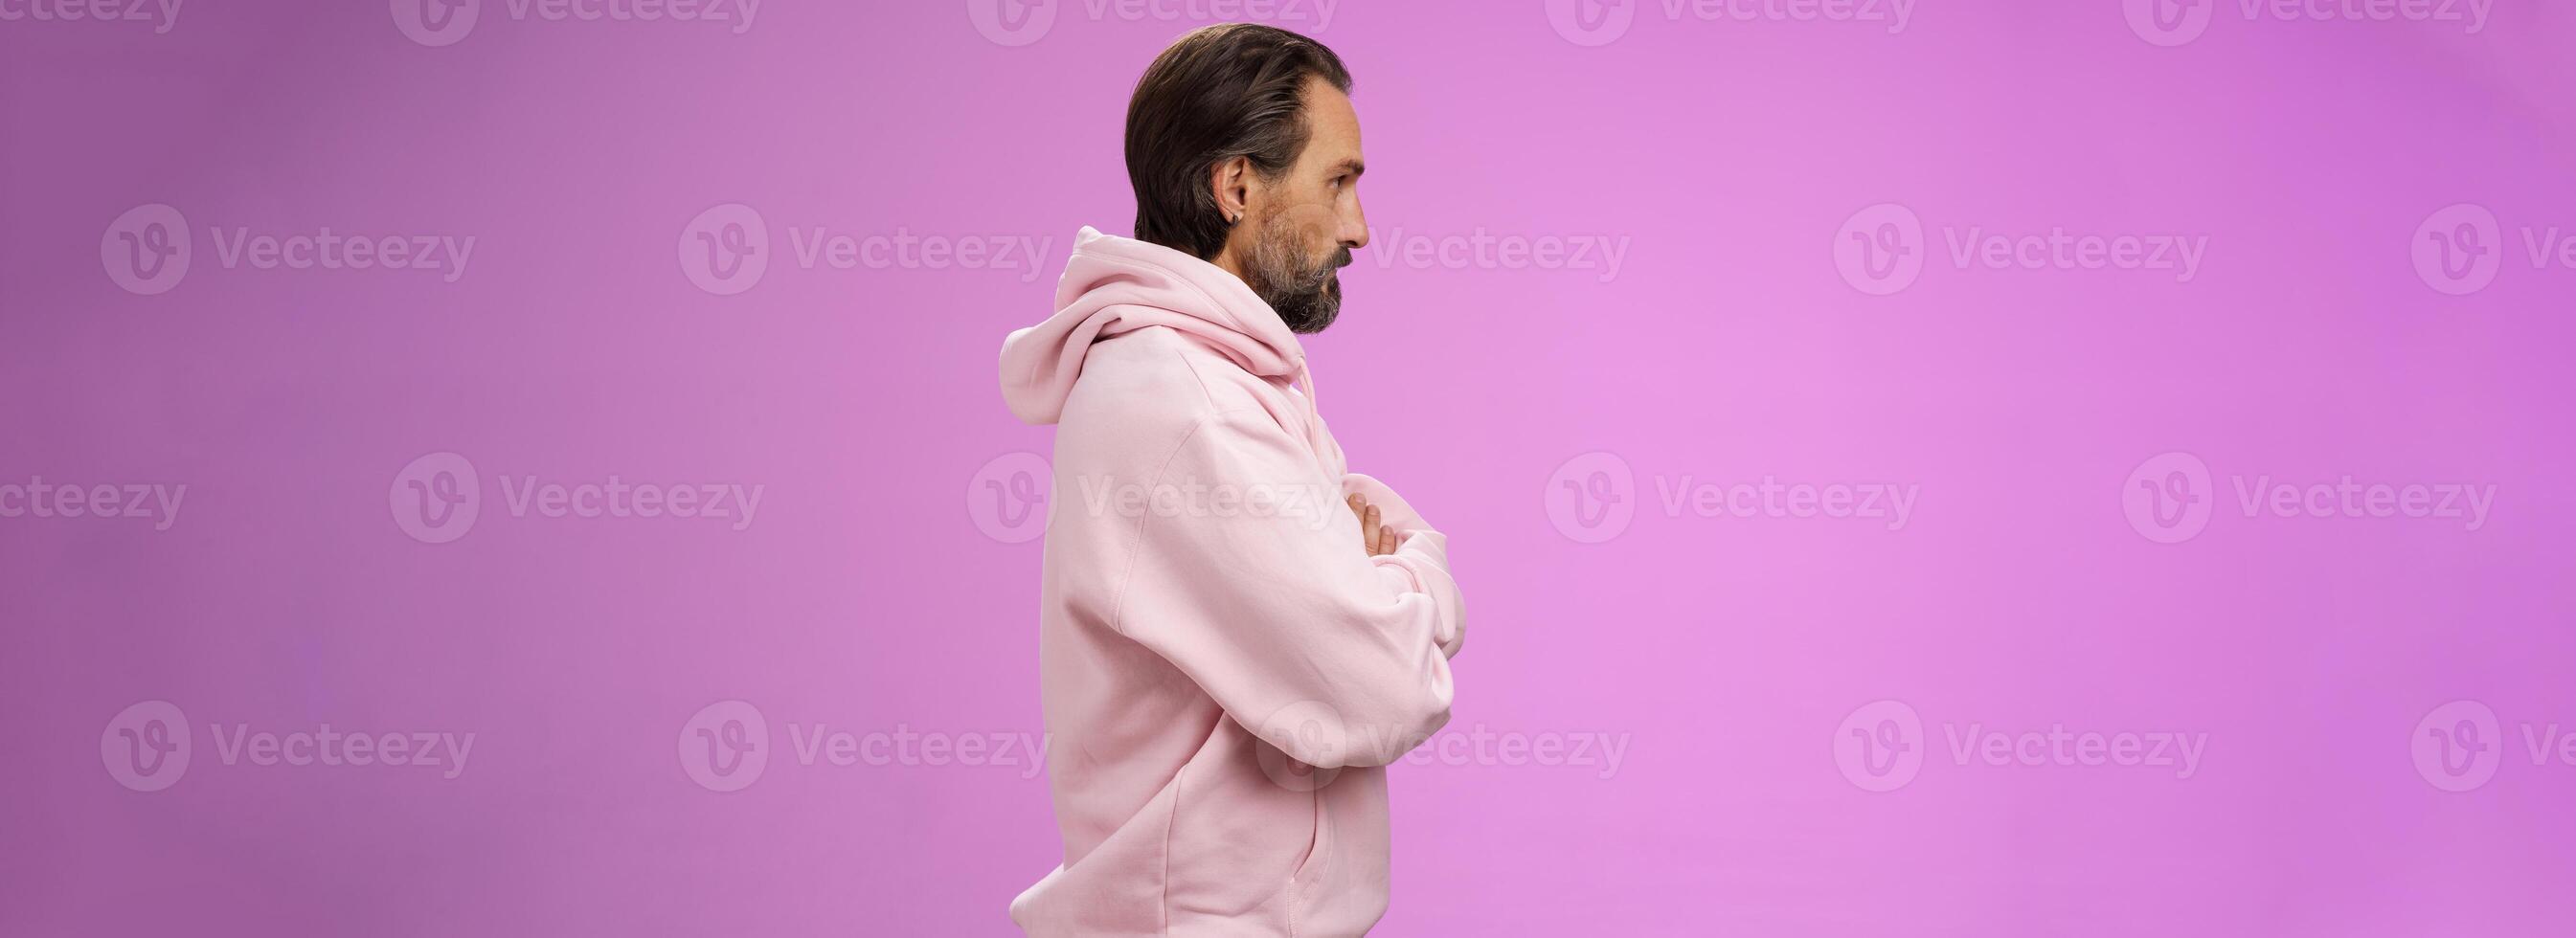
[1126,24,1369,334]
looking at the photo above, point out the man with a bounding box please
[997,23,1467,938]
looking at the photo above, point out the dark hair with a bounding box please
[1125,24,1352,260]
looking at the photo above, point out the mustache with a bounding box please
[1294,248,1351,287]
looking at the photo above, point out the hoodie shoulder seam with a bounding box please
[1101,406,1273,641]
[1168,342,1224,411]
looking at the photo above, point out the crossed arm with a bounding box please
[1113,411,1466,769]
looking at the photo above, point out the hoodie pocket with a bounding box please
[1289,788,1331,890]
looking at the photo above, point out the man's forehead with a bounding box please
[1301,78,1363,156]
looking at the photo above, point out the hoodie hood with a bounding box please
[999,226,1310,426]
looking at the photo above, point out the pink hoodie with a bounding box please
[999,227,1466,937]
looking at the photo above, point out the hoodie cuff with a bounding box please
[1371,529,1465,659]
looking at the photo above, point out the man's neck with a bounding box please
[1209,247,1248,285]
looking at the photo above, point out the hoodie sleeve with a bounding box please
[1110,408,1464,770]
[1341,471,1466,660]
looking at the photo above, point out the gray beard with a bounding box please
[1246,224,1348,335]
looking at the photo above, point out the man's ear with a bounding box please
[1209,156,1253,227]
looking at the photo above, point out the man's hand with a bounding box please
[1347,494,1398,557]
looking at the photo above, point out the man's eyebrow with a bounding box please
[1333,159,1366,178]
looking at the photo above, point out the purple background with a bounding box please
[7,0,2575,934]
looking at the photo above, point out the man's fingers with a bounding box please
[1348,496,1400,556]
